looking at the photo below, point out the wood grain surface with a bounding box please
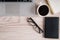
[0,16,60,40]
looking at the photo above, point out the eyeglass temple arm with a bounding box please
[28,17,44,33]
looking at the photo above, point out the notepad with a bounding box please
[44,17,59,38]
[46,0,60,14]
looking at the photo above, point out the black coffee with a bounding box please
[38,5,49,16]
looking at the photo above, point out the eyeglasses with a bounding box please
[27,17,43,33]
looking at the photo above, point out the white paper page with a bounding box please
[47,0,60,14]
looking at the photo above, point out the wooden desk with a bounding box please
[0,16,60,40]
[0,0,60,40]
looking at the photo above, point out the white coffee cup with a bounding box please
[37,2,49,16]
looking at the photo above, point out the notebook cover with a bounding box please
[44,17,59,38]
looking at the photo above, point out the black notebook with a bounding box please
[44,17,59,38]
